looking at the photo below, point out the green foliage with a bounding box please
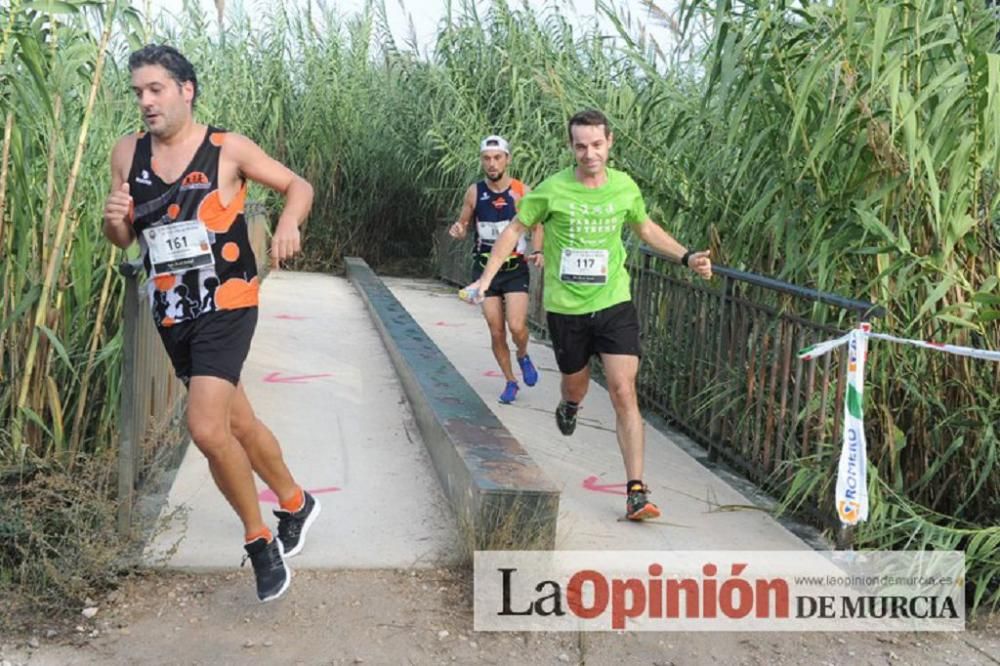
[0,0,996,613]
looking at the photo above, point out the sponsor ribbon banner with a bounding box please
[474,550,965,632]
[798,324,1000,526]
[841,324,870,525]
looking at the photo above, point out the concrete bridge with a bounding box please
[143,266,812,570]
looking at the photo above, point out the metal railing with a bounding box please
[629,248,883,528]
[435,229,885,534]
[116,205,270,533]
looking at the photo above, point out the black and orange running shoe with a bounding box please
[555,400,578,436]
[625,484,661,521]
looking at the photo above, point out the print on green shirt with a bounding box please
[517,167,648,315]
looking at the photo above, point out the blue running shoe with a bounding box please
[499,380,519,404]
[518,355,539,387]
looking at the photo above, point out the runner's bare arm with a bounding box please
[630,218,712,279]
[103,135,138,249]
[531,224,544,253]
[520,185,543,251]
[528,208,544,265]
[449,185,477,239]
[225,133,314,262]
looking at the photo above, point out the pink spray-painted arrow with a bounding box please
[434,321,465,327]
[482,370,504,378]
[582,476,629,496]
[263,372,334,384]
[258,486,341,504]
[273,314,309,320]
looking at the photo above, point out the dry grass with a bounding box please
[0,453,125,631]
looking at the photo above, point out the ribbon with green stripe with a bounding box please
[798,324,1000,526]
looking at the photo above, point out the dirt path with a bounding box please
[3,569,997,665]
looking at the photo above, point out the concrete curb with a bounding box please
[345,258,560,550]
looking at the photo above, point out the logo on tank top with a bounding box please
[180,171,211,191]
[136,169,153,186]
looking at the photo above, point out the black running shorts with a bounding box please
[546,300,641,375]
[156,307,257,386]
[472,256,530,298]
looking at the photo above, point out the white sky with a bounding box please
[144,0,682,56]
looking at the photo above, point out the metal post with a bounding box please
[708,276,734,462]
[117,262,141,535]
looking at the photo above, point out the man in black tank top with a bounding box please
[102,45,318,603]
[448,136,544,404]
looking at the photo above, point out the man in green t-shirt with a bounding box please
[464,109,713,521]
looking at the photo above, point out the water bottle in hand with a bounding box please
[458,287,479,304]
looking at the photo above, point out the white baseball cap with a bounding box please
[479,135,510,155]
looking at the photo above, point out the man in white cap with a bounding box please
[449,135,544,404]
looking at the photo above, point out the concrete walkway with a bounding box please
[146,271,810,571]
[384,277,810,552]
[144,272,458,570]
[24,272,994,665]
